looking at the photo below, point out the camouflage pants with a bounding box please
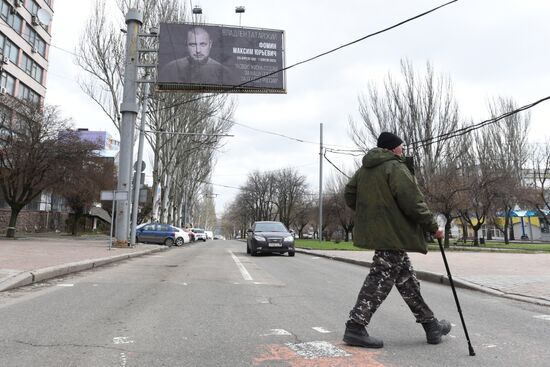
[349,250,434,326]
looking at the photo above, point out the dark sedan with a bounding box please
[246,221,295,257]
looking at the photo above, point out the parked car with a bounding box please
[191,228,207,242]
[136,223,188,247]
[205,230,214,240]
[173,227,191,246]
[247,221,295,257]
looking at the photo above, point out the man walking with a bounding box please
[343,131,451,348]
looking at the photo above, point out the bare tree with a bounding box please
[348,59,462,188]
[325,172,354,241]
[0,98,99,237]
[348,59,464,242]
[57,157,115,235]
[274,168,308,228]
[77,0,235,227]
[530,140,550,228]
[482,97,530,243]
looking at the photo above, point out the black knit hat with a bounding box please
[377,131,403,150]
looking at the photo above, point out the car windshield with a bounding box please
[255,222,287,232]
[193,229,204,233]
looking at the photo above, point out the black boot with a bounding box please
[422,318,451,344]
[343,320,383,348]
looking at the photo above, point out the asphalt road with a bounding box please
[0,240,549,366]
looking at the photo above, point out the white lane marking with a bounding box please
[261,329,292,336]
[120,352,128,367]
[256,297,269,304]
[57,283,74,287]
[228,250,253,281]
[534,314,550,321]
[483,344,497,348]
[311,257,320,260]
[113,336,134,345]
[286,341,351,359]
[312,327,332,334]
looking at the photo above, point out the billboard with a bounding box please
[157,23,286,94]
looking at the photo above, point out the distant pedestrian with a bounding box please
[343,131,451,348]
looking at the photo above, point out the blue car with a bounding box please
[136,223,181,247]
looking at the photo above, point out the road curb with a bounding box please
[0,246,168,292]
[296,249,550,308]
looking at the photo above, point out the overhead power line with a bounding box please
[410,95,550,149]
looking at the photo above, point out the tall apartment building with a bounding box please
[0,0,52,104]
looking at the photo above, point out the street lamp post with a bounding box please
[235,6,245,26]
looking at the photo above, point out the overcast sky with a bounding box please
[45,0,550,214]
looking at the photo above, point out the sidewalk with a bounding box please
[0,236,167,292]
[296,248,550,307]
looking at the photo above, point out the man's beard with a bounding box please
[190,56,208,65]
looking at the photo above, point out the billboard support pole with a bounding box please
[115,9,143,246]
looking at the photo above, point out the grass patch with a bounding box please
[295,239,364,251]
[296,239,550,252]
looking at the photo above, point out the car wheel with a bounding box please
[250,245,257,256]
[202,238,206,242]
[164,238,174,247]
[288,251,295,257]
[175,237,184,246]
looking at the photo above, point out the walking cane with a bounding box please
[437,237,476,356]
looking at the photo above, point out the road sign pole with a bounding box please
[130,80,149,246]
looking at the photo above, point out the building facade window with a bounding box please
[0,71,15,94]
[0,1,23,32]
[17,82,39,104]
[28,0,39,16]
[20,52,43,83]
[0,33,21,64]
[23,25,46,57]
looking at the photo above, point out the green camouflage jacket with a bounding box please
[344,148,438,254]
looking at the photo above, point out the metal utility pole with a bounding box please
[115,9,142,245]
[130,79,149,246]
[319,123,323,242]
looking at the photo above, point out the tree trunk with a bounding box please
[503,215,510,244]
[6,207,22,238]
[473,228,479,246]
[444,214,452,248]
[461,222,468,243]
[71,212,81,236]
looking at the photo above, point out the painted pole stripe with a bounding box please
[534,314,550,321]
[228,250,253,281]
[312,326,332,333]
